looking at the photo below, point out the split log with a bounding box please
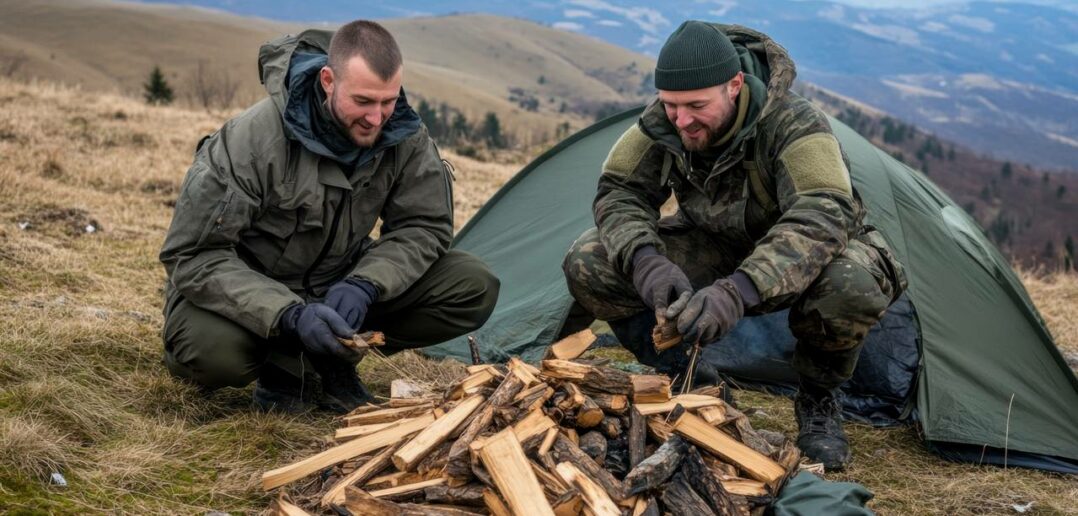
[339,486,401,516]
[423,484,486,507]
[538,426,559,457]
[646,416,673,442]
[554,462,621,516]
[336,421,397,442]
[369,478,446,500]
[545,329,596,360]
[446,369,499,401]
[624,435,688,495]
[482,488,511,516]
[344,404,434,426]
[549,434,626,501]
[554,383,586,412]
[322,442,403,507]
[628,407,647,468]
[719,478,769,498]
[651,319,681,352]
[476,428,555,516]
[393,394,485,471]
[631,375,672,404]
[578,431,608,465]
[634,394,722,415]
[661,472,715,516]
[670,411,785,485]
[574,394,604,428]
[445,373,525,479]
[263,413,435,491]
[590,393,629,415]
[681,446,739,515]
[507,357,539,386]
[540,360,632,394]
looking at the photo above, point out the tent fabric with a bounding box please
[425,107,1078,471]
[771,472,874,516]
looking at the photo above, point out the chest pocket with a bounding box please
[742,141,782,240]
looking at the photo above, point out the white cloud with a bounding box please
[817,4,845,22]
[566,0,670,34]
[564,9,595,18]
[707,0,738,17]
[597,19,623,27]
[947,14,995,33]
[553,21,585,31]
[638,34,662,47]
[919,21,949,33]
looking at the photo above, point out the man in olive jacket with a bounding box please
[160,21,499,413]
[563,21,906,470]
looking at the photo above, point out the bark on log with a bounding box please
[624,435,688,496]
[628,407,647,469]
[661,472,716,516]
[681,446,739,515]
[578,431,608,466]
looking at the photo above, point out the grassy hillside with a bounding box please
[0,0,652,146]
[2,78,1077,514]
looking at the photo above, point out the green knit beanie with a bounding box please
[655,21,741,91]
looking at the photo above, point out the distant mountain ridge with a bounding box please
[129,0,1078,170]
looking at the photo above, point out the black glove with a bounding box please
[631,245,693,320]
[676,277,745,345]
[278,303,363,362]
[325,279,378,330]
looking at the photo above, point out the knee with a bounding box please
[562,228,605,288]
[163,302,264,389]
[790,258,891,348]
[442,252,501,330]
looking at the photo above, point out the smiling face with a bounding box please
[659,71,744,152]
[319,55,402,148]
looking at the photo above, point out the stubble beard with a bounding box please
[328,88,381,148]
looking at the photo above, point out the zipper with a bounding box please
[302,189,348,300]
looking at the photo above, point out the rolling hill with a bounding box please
[0,0,653,146]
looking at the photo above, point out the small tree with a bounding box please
[1001,162,1012,180]
[143,66,173,105]
[481,112,504,148]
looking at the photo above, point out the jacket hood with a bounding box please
[640,23,796,153]
[257,29,421,165]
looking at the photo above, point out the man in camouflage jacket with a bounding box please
[563,21,906,470]
[160,21,499,413]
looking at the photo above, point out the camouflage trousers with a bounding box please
[562,218,906,390]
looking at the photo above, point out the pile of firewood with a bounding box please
[262,330,812,516]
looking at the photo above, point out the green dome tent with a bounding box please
[425,108,1078,472]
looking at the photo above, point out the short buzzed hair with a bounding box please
[328,20,403,80]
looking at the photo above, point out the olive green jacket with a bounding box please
[159,30,453,338]
[595,24,865,307]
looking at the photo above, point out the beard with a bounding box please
[679,122,721,152]
[327,89,383,148]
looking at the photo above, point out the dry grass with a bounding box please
[0,77,1075,514]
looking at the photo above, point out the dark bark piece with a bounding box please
[589,393,629,414]
[468,335,482,365]
[681,446,739,515]
[599,416,623,439]
[636,497,661,516]
[422,484,486,507]
[578,431,608,466]
[661,472,717,516]
[399,504,484,516]
[628,407,647,469]
[549,434,626,501]
[623,435,688,495]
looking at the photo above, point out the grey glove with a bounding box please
[631,245,694,320]
[676,277,745,345]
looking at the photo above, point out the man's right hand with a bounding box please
[631,245,694,321]
[278,304,363,362]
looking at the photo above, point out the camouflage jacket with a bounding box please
[595,24,864,306]
[159,30,453,338]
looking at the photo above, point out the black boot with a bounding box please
[309,355,374,414]
[252,363,316,414]
[794,384,851,471]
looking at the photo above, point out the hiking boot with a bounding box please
[252,364,316,414]
[794,385,851,471]
[309,355,373,414]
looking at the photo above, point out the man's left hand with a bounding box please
[325,279,379,330]
[676,277,745,345]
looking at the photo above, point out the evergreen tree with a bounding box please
[143,66,173,105]
[481,112,503,148]
[1001,162,1013,180]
